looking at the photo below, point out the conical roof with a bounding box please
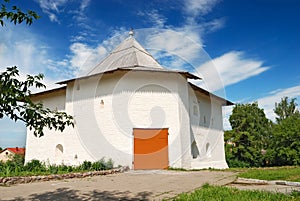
[57,34,200,85]
[86,36,163,76]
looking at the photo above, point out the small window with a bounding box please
[76,84,80,90]
[203,116,206,124]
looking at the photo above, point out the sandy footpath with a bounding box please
[0,170,236,200]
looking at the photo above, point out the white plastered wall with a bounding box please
[25,89,94,165]
[188,86,228,169]
[26,71,192,168]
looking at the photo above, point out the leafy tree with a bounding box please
[274,97,299,123]
[269,98,300,166]
[0,0,73,137]
[225,103,272,167]
[0,0,39,26]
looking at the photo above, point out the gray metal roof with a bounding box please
[86,36,164,76]
[57,35,201,84]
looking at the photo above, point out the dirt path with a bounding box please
[0,170,236,200]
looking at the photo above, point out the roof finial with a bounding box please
[129,28,134,37]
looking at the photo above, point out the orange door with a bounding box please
[133,128,168,170]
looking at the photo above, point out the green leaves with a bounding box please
[226,98,300,167]
[274,97,299,123]
[0,66,74,137]
[0,0,40,26]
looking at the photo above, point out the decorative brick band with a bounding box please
[0,166,130,186]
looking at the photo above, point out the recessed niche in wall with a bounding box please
[100,99,104,108]
[193,105,198,116]
[55,144,64,162]
[206,142,212,158]
[191,140,200,159]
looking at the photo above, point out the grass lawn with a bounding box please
[172,184,300,201]
[237,166,300,182]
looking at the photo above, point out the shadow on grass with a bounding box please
[7,187,153,201]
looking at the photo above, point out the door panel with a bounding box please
[134,128,168,170]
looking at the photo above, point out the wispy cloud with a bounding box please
[184,0,220,16]
[145,28,203,63]
[137,10,166,28]
[35,0,91,25]
[195,51,269,91]
[183,0,220,24]
[34,0,68,23]
[257,85,300,121]
[223,85,300,130]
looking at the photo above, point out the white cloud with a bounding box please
[183,0,220,24]
[34,0,68,22]
[35,0,91,24]
[195,51,269,91]
[80,0,91,11]
[184,0,220,16]
[257,85,300,121]
[143,28,204,69]
[0,25,71,91]
[137,10,166,28]
[203,18,226,32]
[0,27,46,74]
[222,86,300,130]
[69,43,107,76]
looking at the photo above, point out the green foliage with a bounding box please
[225,103,271,167]
[0,66,74,137]
[274,97,299,123]
[0,0,40,26]
[173,184,300,201]
[225,97,300,168]
[269,113,300,166]
[238,166,300,182]
[24,159,46,172]
[0,157,115,177]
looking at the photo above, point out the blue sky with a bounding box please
[0,0,299,148]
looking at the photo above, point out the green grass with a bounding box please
[168,166,300,182]
[171,184,300,201]
[237,166,300,182]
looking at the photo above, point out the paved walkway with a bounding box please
[0,170,236,200]
[1,170,299,200]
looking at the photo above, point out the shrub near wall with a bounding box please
[0,156,115,177]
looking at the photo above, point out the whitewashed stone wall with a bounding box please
[188,85,228,169]
[26,71,193,169]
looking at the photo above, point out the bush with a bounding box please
[24,159,46,172]
[0,158,115,177]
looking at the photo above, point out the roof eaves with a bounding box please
[189,82,234,106]
[57,68,201,85]
[30,86,67,98]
